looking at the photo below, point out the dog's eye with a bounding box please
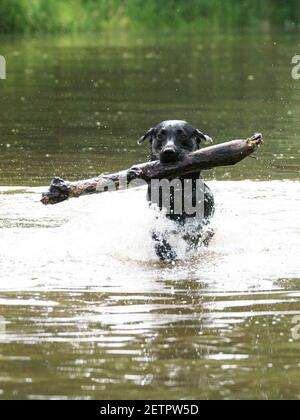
[180,132,188,141]
[157,130,166,140]
[177,129,187,138]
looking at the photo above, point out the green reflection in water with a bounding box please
[0,31,300,185]
[0,31,300,400]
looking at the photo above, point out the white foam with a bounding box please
[0,181,299,292]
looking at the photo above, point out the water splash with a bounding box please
[0,181,299,292]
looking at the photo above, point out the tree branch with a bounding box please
[41,133,263,205]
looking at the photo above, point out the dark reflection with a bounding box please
[0,31,300,400]
[1,280,300,399]
[0,32,300,185]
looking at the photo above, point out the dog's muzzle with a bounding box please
[160,148,180,163]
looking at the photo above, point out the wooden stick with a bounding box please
[41,133,263,205]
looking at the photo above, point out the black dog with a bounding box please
[138,120,215,261]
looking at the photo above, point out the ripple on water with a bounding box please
[0,181,300,399]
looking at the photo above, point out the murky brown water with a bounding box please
[0,31,300,400]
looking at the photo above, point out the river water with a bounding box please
[0,31,300,399]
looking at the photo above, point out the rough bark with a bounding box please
[41,133,263,205]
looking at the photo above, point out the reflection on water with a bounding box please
[0,31,300,184]
[0,31,300,399]
[0,181,300,399]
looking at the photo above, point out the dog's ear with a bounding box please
[194,129,213,148]
[138,128,154,145]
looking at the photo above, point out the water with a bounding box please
[0,31,300,400]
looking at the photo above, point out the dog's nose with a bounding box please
[161,148,179,163]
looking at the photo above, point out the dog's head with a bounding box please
[138,120,212,163]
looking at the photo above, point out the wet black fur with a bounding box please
[138,120,215,261]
